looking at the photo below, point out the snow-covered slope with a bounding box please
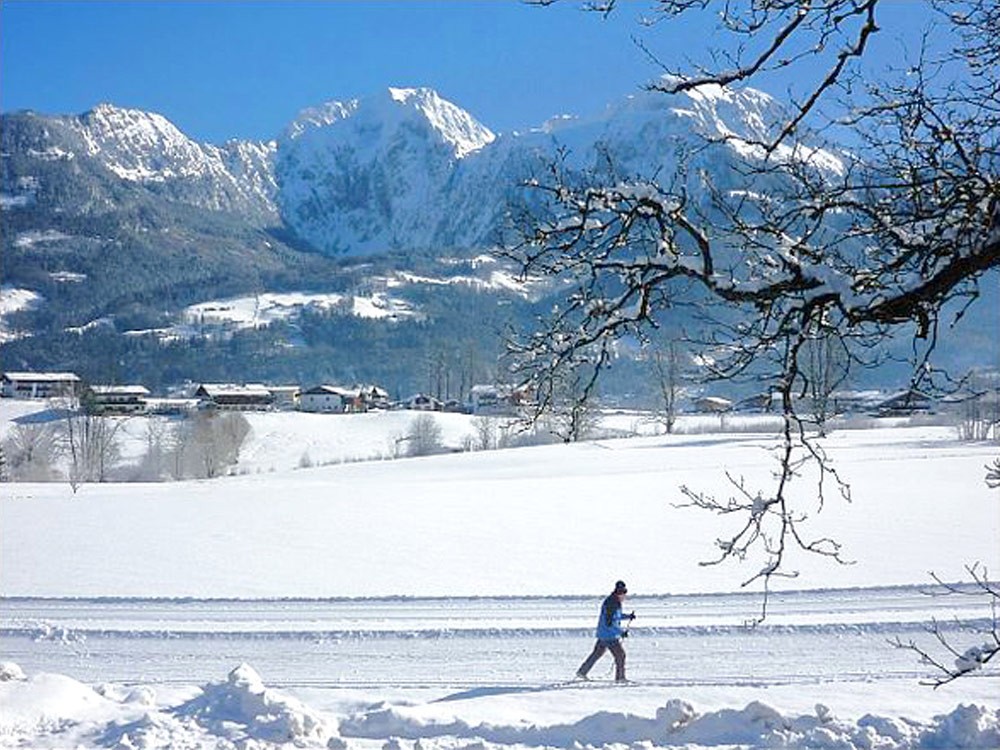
[2,415,995,598]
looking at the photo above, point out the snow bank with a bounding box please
[0,661,27,681]
[0,662,339,749]
[1,661,996,749]
[342,693,1000,749]
[0,669,119,742]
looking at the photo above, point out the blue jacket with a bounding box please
[595,593,627,641]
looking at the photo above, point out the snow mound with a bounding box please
[96,663,339,748]
[172,663,336,745]
[0,667,118,739]
[341,694,1000,750]
[0,661,27,681]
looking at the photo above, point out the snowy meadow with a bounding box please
[1,405,998,749]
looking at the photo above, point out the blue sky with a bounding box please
[1,1,941,145]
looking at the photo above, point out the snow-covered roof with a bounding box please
[697,396,733,407]
[90,385,151,396]
[197,383,273,398]
[470,384,501,396]
[301,385,359,398]
[2,371,81,382]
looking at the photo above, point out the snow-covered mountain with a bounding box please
[2,81,844,256]
[274,80,844,256]
[2,103,278,222]
[275,87,496,255]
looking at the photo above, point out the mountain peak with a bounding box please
[387,86,429,104]
[81,102,187,145]
[286,87,494,160]
[384,86,495,158]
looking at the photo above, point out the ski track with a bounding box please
[2,586,994,690]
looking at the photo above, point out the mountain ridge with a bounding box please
[3,80,844,257]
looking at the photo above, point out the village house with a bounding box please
[299,384,391,413]
[469,385,503,414]
[1,371,82,399]
[828,390,887,416]
[871,388,935,417]
[299,385,362,413]
[267,385,300,411]
[732,392,775,413]
[694,395,734,413]
[468,384,530,415]
[88,385,151,415]
[400,393,444,411]
[194,383,274,411]
[145,397,199,416]
[357,384,391,410]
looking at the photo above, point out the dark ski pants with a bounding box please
[577,638,626,681]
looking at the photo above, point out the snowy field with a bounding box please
[1,404,998,748]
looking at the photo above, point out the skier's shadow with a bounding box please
[435,684,576,703]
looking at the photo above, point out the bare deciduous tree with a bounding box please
[62,412,126,489]
[2,422,63,482]
[987,458,1000,490]
[503,0,999,631]
[472,416,499,451]
[537,358,602,443]
[406,414,445,457]
[179,411,251,479]
[133,417,178,481]
[800,328,850,437]
[650,339,685,434]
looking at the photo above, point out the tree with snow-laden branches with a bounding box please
[505,0,999,672]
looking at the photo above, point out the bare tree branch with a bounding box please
[891,564,1000,687]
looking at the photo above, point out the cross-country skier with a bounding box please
[576,580,635,682]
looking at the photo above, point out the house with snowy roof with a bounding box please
[400,393,443,411]
[299,385,362,413]
[1,371,81,399]
[357,384,391,410]
[194,383,274,411]
[468,384,528,415]
[88,385,151,414]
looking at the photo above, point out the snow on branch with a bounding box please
[892,563,1000,687]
